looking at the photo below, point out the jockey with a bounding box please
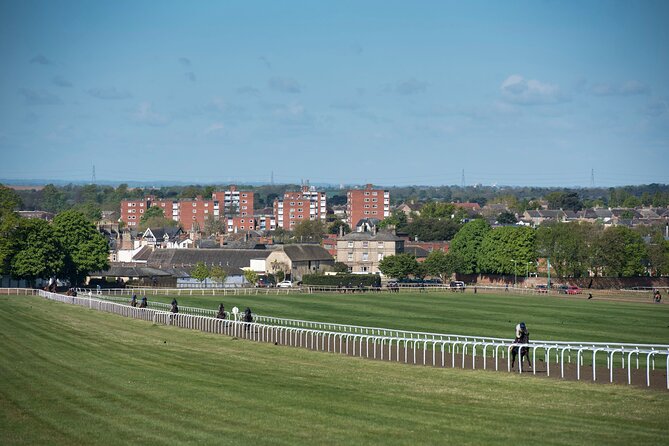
[515,322,528,341]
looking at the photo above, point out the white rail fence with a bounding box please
[36,290,669,389]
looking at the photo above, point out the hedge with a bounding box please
[302,274,381,287]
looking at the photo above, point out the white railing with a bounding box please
[37,290,669,389]
[76,287,298,297]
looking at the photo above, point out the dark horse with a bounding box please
[511,331,532,369]
[243,307,253,334]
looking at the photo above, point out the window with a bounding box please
[192,202,196,207]
[378,253,384,261]
[361,266,368,272]
[372,192,378,196]
[193,209,196,213]
[378,242,384,248]
[364,192,370,196]
[364,198,370,202]
[362,241,368,248]
[140,209,144,213]
[347,241,353,248]
[362,253,369,261]
[347,253,353,261]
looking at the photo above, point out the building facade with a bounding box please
[273,185,327,230]
[120,186,255,233]
[346,184,390,227]
[336,228,404,274]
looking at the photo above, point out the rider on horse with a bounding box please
[511,322,532,369]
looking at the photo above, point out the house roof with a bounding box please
[340,230,402,242]
[147,248,272,275]
[281,244,334,262]
[133,245,153,261]
[90,265,172,278]
[144,227,182,241]
[403,245,430,258]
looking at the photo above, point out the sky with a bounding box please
[0,0,668,187]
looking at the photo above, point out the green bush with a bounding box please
[302,274,381,287]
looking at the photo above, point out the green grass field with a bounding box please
[137,291,669,345]
[2,295,669,445]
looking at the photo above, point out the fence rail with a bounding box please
[35,290,669,389]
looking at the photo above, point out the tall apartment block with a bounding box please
[120,185,255,233]
[346,184,390,227]
[273,185,327,230]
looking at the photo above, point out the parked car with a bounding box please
[535,284,549,293]
[449,281,466,291]
[276,280,293,288]
[255,276,274,288]
[566,285,582,295]
[556,285,569,294]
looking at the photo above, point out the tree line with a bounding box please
[0,186,109,286]
[379,219,669,280]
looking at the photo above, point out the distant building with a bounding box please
[336,221,404,274]
[265,244,334,281]
[273,185,327,230]
[120,185,255,233]
[17,210,55,221]
[346,184,390,227]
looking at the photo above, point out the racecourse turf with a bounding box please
[136,290,669,345]
[1,295,668,446]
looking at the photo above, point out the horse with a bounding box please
[511,331,532,369]
[216,304,226,319]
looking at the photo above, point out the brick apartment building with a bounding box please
[273,185,327,230]
[120,186,256,233]
[346,184,390,227]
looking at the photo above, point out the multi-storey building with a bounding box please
[273,185,327,230]
[336,225,404,274]
[120,186,256,233]
[346,184,390,227]
[212,186,254,218]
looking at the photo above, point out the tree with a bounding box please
[38,184,67,213]
[419,202,455,219]
[545,191,583,211]
[72,202,102,223]
[423,250,465,283]
[536,222,593,278]
[328,220,351,235]
[210,265,228,287]
[11,219,64,286]
[497,211,517,224]
[448,219,491,273]
[52,210,109,285]
[595,226,647,277]
[378,210,408,232]
[293,219,325,242]
[378,253,419,280]
[139,206,178,230]
[477,226,536,275]
[0,185,22,274]
[405,218,461,241]
[243,269,259,286]
[332,262,349,273]
[191,262,211,286]
[204,215,226,235]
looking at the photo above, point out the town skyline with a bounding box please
[1,1,668,187]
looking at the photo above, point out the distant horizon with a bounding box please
[1,176,666,190]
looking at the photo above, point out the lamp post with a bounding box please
[527,261,532,278]
[512,259,517,287]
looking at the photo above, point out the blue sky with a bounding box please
[1,0,667,187]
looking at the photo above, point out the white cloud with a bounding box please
[134,102,170,126]
[204,123,225,134]
[500,75,565,105]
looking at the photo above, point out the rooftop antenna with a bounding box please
[461,169,465,188]
[92,164,96,184]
